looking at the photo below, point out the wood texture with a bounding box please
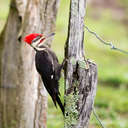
[64,0,98,127]
[0,0,59,128]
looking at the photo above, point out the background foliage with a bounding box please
[0,0,128,128]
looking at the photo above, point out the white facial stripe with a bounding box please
[36,47,46,51]
[31,36,45,48]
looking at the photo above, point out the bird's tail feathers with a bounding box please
[51,96,57,108]
[56,95,64,115]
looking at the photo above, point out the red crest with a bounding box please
[24,33,43,44]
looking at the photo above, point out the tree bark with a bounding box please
[64,0,98,128]
[0,0,60,128]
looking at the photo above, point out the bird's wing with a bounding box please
[35,50,59,97]
[35,50,64,113]
[36,50,54,78]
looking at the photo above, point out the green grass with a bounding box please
[0,0,10,32]
[91,86,128,128]
[85,13,128,86]
[1,0,128,128]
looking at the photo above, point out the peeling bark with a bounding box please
[64,0,98,128]
[0,0,60,128]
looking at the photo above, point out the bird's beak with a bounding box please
[37,33,55,47]
[42,33,55,44]
[45,33,55,39]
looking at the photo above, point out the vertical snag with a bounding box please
[64,0,98,128]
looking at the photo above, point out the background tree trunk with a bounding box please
[64,0,97,128]
[0,0,60,128]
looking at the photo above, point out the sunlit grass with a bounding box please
[91,85,128,128]
[0,0,10,32]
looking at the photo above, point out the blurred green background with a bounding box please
[0,0,128,128]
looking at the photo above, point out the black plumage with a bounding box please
[35,46,64,114]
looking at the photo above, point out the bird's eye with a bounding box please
[32,36,41,43]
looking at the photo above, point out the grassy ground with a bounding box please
[1,0,128,128]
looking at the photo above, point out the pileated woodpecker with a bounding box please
[24,33,64,114]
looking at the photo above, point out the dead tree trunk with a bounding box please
[0,0,59,128]
[64,0,97,128]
